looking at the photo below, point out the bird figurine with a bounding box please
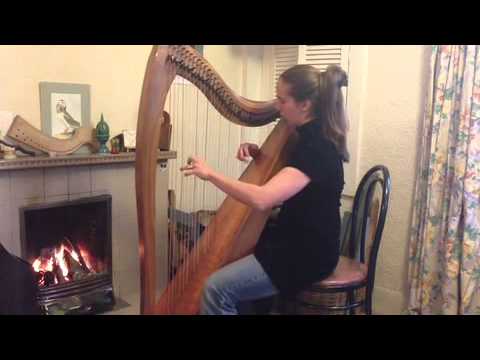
[56,100,81,135]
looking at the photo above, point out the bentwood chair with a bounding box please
[285,165,391,315]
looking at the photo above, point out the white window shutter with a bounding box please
[299,45,350,102]
[298,45,348,71]
[272,45,350,94]
[273,45,299,84]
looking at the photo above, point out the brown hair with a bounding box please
[280,64,349,162]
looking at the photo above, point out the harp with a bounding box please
[136,45,297,314]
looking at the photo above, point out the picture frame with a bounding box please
[39,82,91,139]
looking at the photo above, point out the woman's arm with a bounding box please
[181,156,311,211]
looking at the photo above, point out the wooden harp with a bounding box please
[136,45,297,314]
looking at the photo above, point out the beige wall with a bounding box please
[0,45,151,136]
[357,45,430,314]
[0,45,260,137]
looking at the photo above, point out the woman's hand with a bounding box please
[237,143,260,162]
[180,156,213,181]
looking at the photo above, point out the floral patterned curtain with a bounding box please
[408,45,480,314]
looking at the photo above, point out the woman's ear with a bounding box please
[301,99,313,114]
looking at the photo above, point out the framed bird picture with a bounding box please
[39,82,91,139]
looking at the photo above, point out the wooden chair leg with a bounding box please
[347,291,355,315]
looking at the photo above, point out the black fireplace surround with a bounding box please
[19,194,115,315]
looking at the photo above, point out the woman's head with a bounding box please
[277,64,349,162]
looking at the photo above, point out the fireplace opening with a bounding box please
[20,194,115,315]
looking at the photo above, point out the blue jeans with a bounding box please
[200,254,279,315]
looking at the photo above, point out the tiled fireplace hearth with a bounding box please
[0,151,175,314]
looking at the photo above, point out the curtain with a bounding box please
[408,45,480,314]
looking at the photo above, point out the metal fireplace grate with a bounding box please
[20,194,115,315]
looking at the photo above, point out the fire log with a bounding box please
[64,237,90,273]
[53,264,65,284]
[44,271,55,287]
[64,251,89,281]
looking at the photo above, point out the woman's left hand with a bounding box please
[180,156,212,181]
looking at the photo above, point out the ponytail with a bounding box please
[280,64,350,162]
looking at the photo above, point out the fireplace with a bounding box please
[20,194,115,315]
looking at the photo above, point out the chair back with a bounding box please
[345,165,391,312]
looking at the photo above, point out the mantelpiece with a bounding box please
[0,151,176,171]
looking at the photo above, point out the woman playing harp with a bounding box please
[180,64,349,315]
[136,45,348,315]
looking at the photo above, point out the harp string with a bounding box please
[171,166,174,313]
[168,78,206,298]
[162,65,265,310]
[194,86,200,279]
[173,81,180,307]
[181,77,186,294]
[203,98,211,258]
[185,80,193,291]
[168,89,172,312]
[168,85,175,311]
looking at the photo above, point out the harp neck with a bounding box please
[166,45,279,126]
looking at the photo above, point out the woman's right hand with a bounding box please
[237,143,260,162]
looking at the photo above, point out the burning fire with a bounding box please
[32,238,104,288]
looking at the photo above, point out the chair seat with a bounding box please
[313,256,367,289]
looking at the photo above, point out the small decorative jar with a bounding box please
[96,113,110,155]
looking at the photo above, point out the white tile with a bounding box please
[16,197,46,209]
[68,192,94,201]
[45,168,68,197]
[0,172,11,205]
[68,166,92,194]
[91,190,110,197]
[114,164,135,185]
[10,169,45,200]
[111,189,136,220]
[112,213,139,272]
[102,164,136,219]
[0,204,12,253]
[112,224,122,273]
[118,267,140,297]
[44,195,69,205]
[111,266,124,298]
[112,267,122,297]
[91,164,116,192]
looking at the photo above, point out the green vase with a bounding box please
[96,113,110,154]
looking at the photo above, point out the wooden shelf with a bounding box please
[0,151,177,171]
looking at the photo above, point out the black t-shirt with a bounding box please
[254,120,345,295]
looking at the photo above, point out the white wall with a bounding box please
[0,45,151,136]
[357,45,430,314]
